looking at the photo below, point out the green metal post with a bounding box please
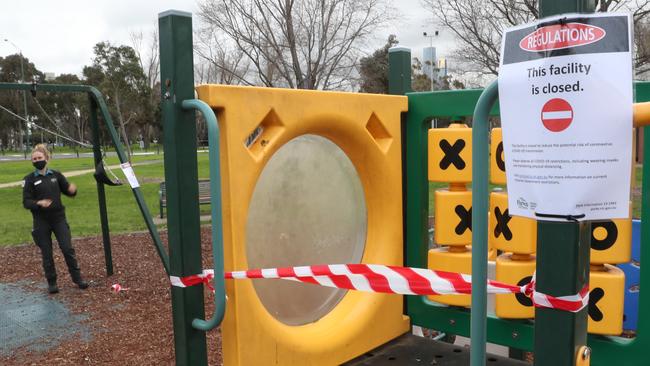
[89,96,113,276]
[534,222,590,366]
[534,2,595,366]
[470,81,498,366]
[539,0,594,16]
[388,47,412,95]
[159,10,208,366]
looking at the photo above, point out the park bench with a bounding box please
[159,179,211,218]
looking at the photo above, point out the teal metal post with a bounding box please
[534,2,594,366]
[181,99,226,332]
[159,10,208,366]
[470,81,498,366]
[89,96,113,276]
[388,47,412,95]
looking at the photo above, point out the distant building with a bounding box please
[438,58,448,78]
[422,46,437,82]
[44,72,55,81]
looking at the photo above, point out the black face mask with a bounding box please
[33,160,47,170]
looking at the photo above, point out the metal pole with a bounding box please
[89,96,114,276]
[533,1,595,366]
[470,80,498,366]
[423,33,436,91]
[5,39,26,157]
[159,10,208,366]
[20,52,27,156]
[429,37,433,91]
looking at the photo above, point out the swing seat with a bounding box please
[93,162,122,186]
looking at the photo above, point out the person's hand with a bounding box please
[37,199,52,208]
[68,183,77,195]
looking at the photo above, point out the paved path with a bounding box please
[152,214,212,225]
[0,151,162,161]
[0,160,163,189]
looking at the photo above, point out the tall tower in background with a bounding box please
[422,46,438,85]
[438,58,448,79]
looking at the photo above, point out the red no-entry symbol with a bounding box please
[541,98,573,132]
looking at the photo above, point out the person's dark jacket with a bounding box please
[23,169,76,216]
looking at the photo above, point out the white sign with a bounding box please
[120,162,140,189]
[498,13,633,221]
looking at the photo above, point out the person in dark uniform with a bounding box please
[23,144,88,294]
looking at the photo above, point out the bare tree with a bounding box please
[424,0,650,77]
[197,0,396,90]
[195,27,252,85]
[131,29,162,148]
[131,28,160,90]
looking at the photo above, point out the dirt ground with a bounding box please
[0,227,223,366]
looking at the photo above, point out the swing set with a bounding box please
[0,82,170,276]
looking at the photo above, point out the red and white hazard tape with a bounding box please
[111,283,129,293]
[169,264,589,313]
[170,269,215,291]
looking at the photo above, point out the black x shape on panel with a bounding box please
[494,207,513,241]
[515,276,534,307]
[591,221,618,251]
[496,141,505,172]
[588,287,605,322]
[455,205,472,235]
[439,139,466,170]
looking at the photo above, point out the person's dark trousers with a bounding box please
[32,214,82,284]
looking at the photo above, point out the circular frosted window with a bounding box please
[245,134,367,326]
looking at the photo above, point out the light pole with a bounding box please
[4,38,28,157]
[423,31,439,129]
[423,31,439,91]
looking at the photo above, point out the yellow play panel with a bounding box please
[196,85,410,365]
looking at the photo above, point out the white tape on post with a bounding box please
[120,162,140,188]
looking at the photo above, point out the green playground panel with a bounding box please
[404,83,650,365]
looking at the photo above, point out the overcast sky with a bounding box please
[0,0,454,76]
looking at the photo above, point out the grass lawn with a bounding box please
[0,154,643,246]
[0,153,164,184]
[0,152,211,246]
[0,143,162,156]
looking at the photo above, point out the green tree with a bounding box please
[358,35,399,94]
[33,74,90,148]
[83,42,149,158]
[0,54,43,151]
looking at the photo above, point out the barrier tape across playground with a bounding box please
[169,264,589,313]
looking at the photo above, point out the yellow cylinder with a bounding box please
[428,247,472,307]
[590,218,632,265]
[434,189,473,246]
[495,253,536,319]
[490,128,506,185]
[489,191,536,254]
[428,126,472,183]
[588,265,625,335]
[633,101,650,127]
